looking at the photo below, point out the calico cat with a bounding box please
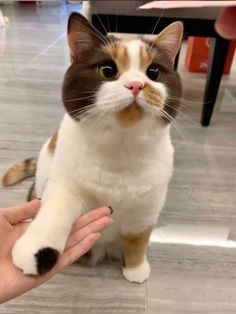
[2,13,183,283]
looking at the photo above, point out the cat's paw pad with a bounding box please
[35,247,59,275]
[12,235,60,275]
[122,260,150,283]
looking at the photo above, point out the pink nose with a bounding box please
[126,81,144,97]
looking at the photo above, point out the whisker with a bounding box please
[63,95,95,102]
[89,106,112,131]
[167,96,210,105]
[152,11,165,35]
[69,104,95,115]
[71,109,93,120]
[79,106,104,123]
[164,103,198,126]
[78,91,98,94]
[106,15,111,33]
[88,21,109,46]
[94,11,114,49]
[142,90,206,110]
[70,107,98,120]
[115,15,118,33]
[78,97,125,125]
[148,10,165,52]
[159,108,185,138]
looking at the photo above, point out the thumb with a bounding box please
[1,199,41,224]
[215,7,236,40]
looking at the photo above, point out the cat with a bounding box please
[2,12,183,283]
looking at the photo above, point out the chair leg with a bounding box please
[201,37,231,126]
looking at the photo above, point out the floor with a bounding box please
[0,2,236,314]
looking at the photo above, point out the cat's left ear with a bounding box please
[152,21,183,64]
[67,12,105,63]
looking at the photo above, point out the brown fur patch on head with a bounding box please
[143,83,165,108]
[141,39,182,121]
[121,226,153,268]
[142,23,183,121]
[64,13,114,120]
[116,103,144,128]
[105,42,130,74]
[48,131,58,155]
[139,46,153,71]
[63,38,116,120]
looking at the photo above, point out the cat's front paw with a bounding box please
[12,233,61,275]
[122,259,150,283]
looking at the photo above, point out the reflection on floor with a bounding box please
[0,2,236,314]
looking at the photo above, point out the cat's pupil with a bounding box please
[146,64,161,81]
[99,61,117,79]
[103,66,114,77]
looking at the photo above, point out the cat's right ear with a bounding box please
[68,12,105,63]
[151,21,183,64]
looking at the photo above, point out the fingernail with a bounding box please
[108,206,114,214]
[96,232,101,238]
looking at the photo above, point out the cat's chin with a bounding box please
[116,102,144,128]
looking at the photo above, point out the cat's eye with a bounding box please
[98,61,118,80]
[146,64,161,81]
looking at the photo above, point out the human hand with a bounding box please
[215,6,236,39]
[0,200,112,303]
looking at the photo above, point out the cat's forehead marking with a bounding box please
[107,39,155,74]
[139,45,153,71]
[124,39,146,70]
[105,39,154,74]
[125,39,155,72]
[105,41,130,73]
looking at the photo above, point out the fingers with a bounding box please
[14,221,30,237]
[1,199,41,225]
[215,7,236,40]
[70,207,111,233]
[56,233,100,271]
[54,208,113,273]
[65,215,113,250]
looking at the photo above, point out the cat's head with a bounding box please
[63,13,183,129]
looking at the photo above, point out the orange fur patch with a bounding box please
[143,83,164,108]
[28,182,37,201]
[139,46,153,71]
[105,42,130,74]
[121,227,153,268]
[2,158,37,187]
[48,131,58,155]
[116,103,144,128]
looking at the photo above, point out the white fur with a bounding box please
[12,39,174,281]
[123,259,150,283]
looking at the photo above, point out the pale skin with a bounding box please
[0,199,112,304]
[215,6,236,40]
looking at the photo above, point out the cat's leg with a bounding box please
[120,187,168,284]
[12,179,85,275]
[121,227,152,284]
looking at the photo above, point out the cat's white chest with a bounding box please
[37,114,174,238]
